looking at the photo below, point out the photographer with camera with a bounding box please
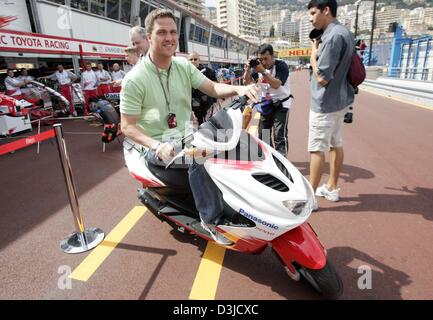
[244,43,292,157]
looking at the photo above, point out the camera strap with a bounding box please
[150,56,172,114]
[279,95,294,103]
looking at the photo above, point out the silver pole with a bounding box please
[53,123,104,254]
[207,25,213,68]
[368,0,377,66]
[37,119,41,154]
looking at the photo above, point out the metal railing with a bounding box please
[389,67,433,81]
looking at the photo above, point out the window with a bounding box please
[107,0,119,20]
[211,33,225,48]
[210,35,216,47]
[49,0,132,24]
[203,30,209,44]
[193,25,209,45]
[70,0,88,11]
[120,0,131,23]
[90,0,105,16]
[140,2,150,26]
[189,23,195,41]
[148,5,157,14]
[194,26,204,43]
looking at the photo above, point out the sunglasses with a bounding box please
[189,58,198,61]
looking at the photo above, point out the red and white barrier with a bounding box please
[222,77,243,85]
[0,123,105,254]
[0,129,55,156]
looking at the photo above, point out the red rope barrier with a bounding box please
[222,77,243,84]
[0,129,55,156]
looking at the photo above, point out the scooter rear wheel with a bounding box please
[295,260,344,300]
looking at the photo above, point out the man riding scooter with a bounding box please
[120,8,258,245]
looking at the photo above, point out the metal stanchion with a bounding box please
[53,123,104,254]
[37,119,41,154]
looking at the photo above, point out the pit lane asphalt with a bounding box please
[1,71,432,299]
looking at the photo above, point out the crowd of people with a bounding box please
[1,44,142,117]
[1,0,355,244]
[118,0,357,243]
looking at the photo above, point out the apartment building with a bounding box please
[176,0,205,17]
[217,0,258,42]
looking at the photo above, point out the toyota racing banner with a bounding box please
[0,29,126,58]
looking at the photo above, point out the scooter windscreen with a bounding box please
[191,106,243,152]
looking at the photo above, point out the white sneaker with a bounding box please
[72,111,78,117]
[315,184,340,202]
[200,221,233,246]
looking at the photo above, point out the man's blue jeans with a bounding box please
[144,148,224,224]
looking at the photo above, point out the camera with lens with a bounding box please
[344,106,353,124]
[249,58,260,68]
[309,28,324,42]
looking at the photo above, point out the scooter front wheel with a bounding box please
[295,260,344,300]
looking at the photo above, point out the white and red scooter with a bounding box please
[123,96,343,299]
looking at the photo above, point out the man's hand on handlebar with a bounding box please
[185,147,214,159]
[155,142,175,162]
[235,84,259,103]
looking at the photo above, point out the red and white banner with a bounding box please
[0,29,126,58]
[0,129,55,156]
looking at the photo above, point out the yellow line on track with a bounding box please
[70,206,147,282]
[189,242,227,300]
[188,117,259,300]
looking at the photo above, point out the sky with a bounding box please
[205,0,216,7]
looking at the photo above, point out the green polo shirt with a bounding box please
[120,56,206,141]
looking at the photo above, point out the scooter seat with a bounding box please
[146,161,191,190]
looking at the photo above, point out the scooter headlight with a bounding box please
[282,200,307,216]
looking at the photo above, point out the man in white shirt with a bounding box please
[129,26,149,57]
[4,69,29,99]
[18,69,35,88]
[111,63,125,93]
[81,62,98,115]
[244,43,292,157]
[46,64,78,116]
[95,63,112,96]
[124,46,140,73]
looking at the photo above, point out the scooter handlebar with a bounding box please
[165,94,252,169]
[227,95,250,111]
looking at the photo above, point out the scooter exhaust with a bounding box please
[137,188,161,216]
